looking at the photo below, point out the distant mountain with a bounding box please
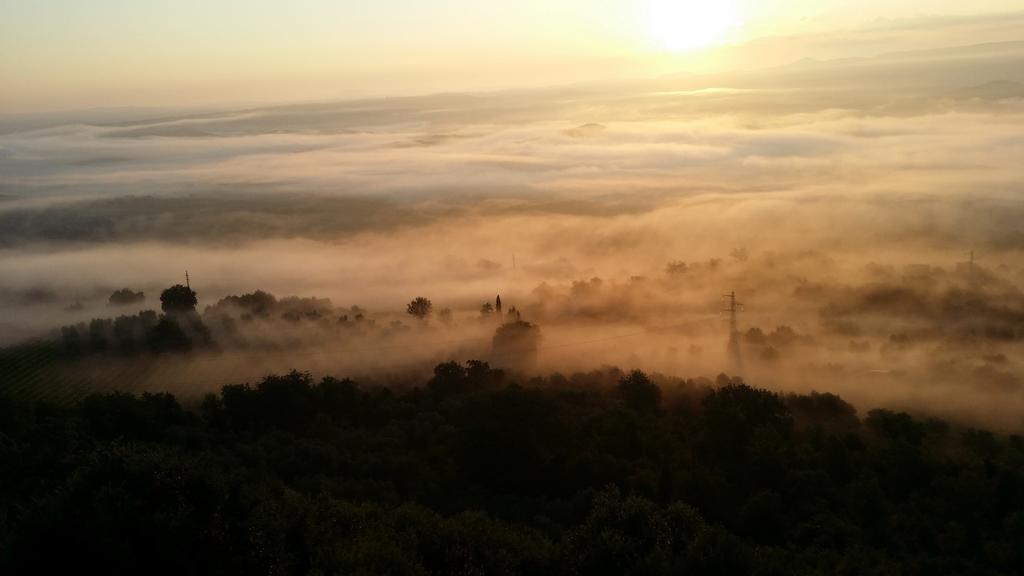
[564,123,606,139]
[715,40,1024,94]
[950,80,1024,100]
[779,40,1024,71]
[0,106,203,135]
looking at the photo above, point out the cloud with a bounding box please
[2,42,1024,428]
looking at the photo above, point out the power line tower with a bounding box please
[723,291,744,374]
[966,250,979,286]
[185,270,191,289]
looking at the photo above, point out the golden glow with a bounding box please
[647,0,743,52]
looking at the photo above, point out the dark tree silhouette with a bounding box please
[428,361,469,396]
[88,318,110,351]
[108,288,145,306]
[212,290,277,317]
[666,261,688,275]
[159,284,197,314]
[2,364,1023,574]
[406,297,433,320]
[147,316,192,352]
[60,325,82,353]
[428,360,505,397]
[617,369,661,414]
[492,321,542,368]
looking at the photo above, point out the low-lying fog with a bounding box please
[2,40,1024,429]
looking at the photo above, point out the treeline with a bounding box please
[53,287,363,357]
[59,309,212,354]
[51,286,522,359]
[1,364,1022,574]
[58,283,210,355]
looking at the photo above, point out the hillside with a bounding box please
[2,363,1022,574]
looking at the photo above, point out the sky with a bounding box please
[2,0,1023,112]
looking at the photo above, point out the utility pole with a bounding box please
[185,270,191,289]
[724,291,743,374]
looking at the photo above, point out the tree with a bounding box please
[492,321,542,369]
[213,290,277,317]
[160,285,197,314]
[108,288,145,307]
[406,297,433,320]
[88,318,111,351]
[60,325,83,353]
[438,307,453,324]
[147,316,191,352]
[428,361,468,396]
[617,370,661,414]
[666,261,688,275]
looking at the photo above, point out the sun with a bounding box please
[647,0,743,53]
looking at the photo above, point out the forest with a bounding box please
[2,360,1022,574]
[3,11,1024,574]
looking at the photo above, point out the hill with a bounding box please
[2,363,1022,574]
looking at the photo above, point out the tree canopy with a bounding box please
[406,296,433,319]
[159,284,197,313]
[3,364,1021,574]
[108,288,145,306]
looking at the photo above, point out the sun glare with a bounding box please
[647,0,743,52]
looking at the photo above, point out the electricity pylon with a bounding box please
[724,291,744,374]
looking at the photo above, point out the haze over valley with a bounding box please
[3,3,1024,573]
[4,35,1024,428]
